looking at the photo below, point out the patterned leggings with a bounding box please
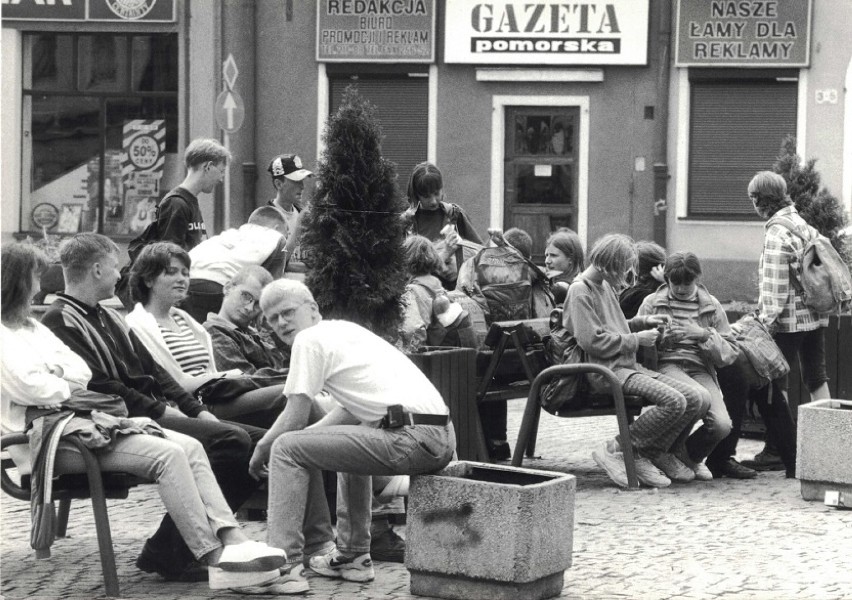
[619,371,710,458]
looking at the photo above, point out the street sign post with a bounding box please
[215,89,245,134]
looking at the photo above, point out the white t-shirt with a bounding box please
[283,320,447,424]
[270,199,301,261]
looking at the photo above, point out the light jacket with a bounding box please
[125,303,217,392]
[637,284,739,377]
[189,223,286,285]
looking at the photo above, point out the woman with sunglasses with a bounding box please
[126,243,285,427]
[563,234,710,488]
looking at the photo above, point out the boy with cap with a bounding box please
[267,154,313,274]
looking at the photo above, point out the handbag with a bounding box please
[730,315,790,383]
[539,307,588,414]
[194,375,263,404]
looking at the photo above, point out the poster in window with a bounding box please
[57,204,83,233]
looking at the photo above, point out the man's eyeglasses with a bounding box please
[238,291,258,308]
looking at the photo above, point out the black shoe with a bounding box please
[369,528,405,563]
[741,450,785,471]
[487,440,511,461]
[136,540,208,582]
[709,458,758,479]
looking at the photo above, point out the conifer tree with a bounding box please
[300,86,408,340]
[772,135,850,264]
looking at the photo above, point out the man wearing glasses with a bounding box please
[184,206,290,322]
[203,264,289,384]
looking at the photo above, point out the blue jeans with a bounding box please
[659,361,732,462]
[267,421,455,563]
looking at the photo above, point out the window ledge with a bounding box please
[476,68,604,83]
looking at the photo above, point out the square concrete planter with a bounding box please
[406,461,575,600]
[796,399,852,501]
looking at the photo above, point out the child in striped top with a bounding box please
[637,252,739,480]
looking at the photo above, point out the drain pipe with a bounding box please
[653,0,672,247]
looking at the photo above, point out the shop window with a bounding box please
[21,32,178,238]
[688,70,797,220]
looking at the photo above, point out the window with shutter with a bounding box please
[687,69,797,220]
[329,74,428,185]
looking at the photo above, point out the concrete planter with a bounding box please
[406,461,575,600]
[796,399,852,501]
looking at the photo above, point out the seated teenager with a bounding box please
[1,243,284,591]
[203,265,289,379]
[544,228,585,306]
[619,240,666,319]
[125,242,285,428]
[567,234,709,488]
[636,252,738,480]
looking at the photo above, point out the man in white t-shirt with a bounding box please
[242,280,455,595]
[267,154,312,274]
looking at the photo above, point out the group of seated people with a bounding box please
[1,161,804,594]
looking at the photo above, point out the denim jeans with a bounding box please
[659,361,732,462]
[268,422,455,563]
[55,428,238,560]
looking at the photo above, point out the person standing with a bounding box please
[267,154,313,274]
[746,170,830,470]
[119,138,231,307]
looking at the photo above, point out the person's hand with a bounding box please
[221,369,243,379]
[636,329,660,347]
[651,264,666,283]
[671,323,709,342]
[248,442,271,481]
[196,410,219,422]
[644,314,670,328]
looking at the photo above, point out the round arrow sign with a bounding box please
[215,89,245,133]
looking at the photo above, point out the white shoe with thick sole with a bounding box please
[209,567,280,590]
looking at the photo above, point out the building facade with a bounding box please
[3,0,850,301]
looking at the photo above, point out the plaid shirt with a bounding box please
[758,205,829,333]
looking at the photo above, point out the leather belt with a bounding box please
[380,412,450,428]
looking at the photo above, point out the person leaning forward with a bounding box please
[237,280,456,595]
[40,233,267,583]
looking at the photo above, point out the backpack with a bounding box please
[408,280,480,349]
[472,245,534,322]
[770,216,852,314]
[539,305,588,414]
[730,315,789,385]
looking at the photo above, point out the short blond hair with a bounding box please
[185,138,231,169]
[260,279,316,312]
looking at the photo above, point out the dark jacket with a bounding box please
[41,294,206,419]
[409,201,483,245]
[203,313,289,382]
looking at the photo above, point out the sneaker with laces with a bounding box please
[309,551,375,582]
[231,564,310,595]
[651,453,695,483]
[591,443,629,488]
[633,457,672,488]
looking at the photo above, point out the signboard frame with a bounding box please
[1,0,177,23]
[675,0,812,68]
[443,0,650,66]
[316,0,436,63]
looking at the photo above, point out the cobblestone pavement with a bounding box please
[2,401,851,600]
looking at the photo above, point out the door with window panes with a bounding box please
[504,107,579,263]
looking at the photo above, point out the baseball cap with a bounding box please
[268,154,313,181]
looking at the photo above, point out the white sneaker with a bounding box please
[217,541,287,572]
[691,461,714,481]
[651,453,695,483]
[377,475,410,503]
[230,564,310,595]
[209,567,280,590]
[591,443,629,488]
[309,550,375,582]
[633,457,672,488]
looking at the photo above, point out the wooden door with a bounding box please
[504,107,579,263]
